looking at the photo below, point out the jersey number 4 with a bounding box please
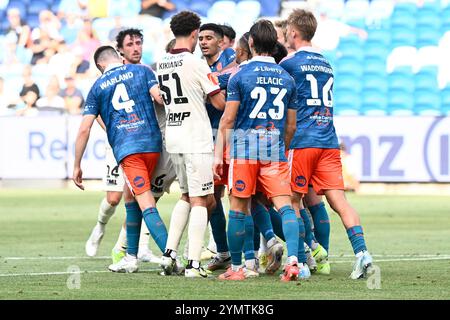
[249,87,287,120]
[112,83,135,113]
[158,73,189,105]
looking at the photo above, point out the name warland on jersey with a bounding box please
[100,71,134,90]
[300,64,333,74]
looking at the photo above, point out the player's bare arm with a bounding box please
[209,91,226,111]
[96,115,106,131]
[284,108,297,149]
[73,114,97,190]
[149,84,164,106]
[214,100,239,179]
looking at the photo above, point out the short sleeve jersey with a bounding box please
[156,48,221,154]
[280,47,339,149]
[227,56,298,162]
[206,48,236,131]
[83,63,162,163]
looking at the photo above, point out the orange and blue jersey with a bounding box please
[83,63,162,163]
[280,47,339,150]
[226,56,298,162]
[206,48,236,131]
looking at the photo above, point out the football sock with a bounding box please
[142,207,168,253]
[309,202,330,252]
[297,217,307,263]
[138,220,150,250]
[98,197,117,225]
[187,206,208,262]
[227,210,246,267]
[251,203,276,241]
[279,205,299,259]
[253,224,261,252]
[268,207,285,241]
[346,225,367,255]
[300,208,316,248]
[210,199,229,253]
[114,224,127,251]
[166,199,190,251]
[207,223,217,253]
[243,215,255,261]
[125,202,142,257]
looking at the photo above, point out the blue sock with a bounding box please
[346,225,367,255]
[243,215,255,260]
[309,202,330,252]
[227,211,246,266]
[268,207,285,241]
[253,224,261,252]
[210,199,229,253]
[300,209,315,248]
[251,203,276,241]
[142,207,168,253]
[279,205,299,259]
[125,202,142,257]
[297,217,307,263]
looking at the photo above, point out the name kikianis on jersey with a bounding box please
[100,70,133,90]
[167,112,190,126]
[158,59,183,70]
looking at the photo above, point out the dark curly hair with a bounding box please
[272,41,288,64]
[170,11,201,37]
[116,28,143,50]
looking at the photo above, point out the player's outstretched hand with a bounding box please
[73,167,84,190]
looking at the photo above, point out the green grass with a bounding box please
[0,189,449,300]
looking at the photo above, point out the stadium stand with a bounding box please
[0,0,450,116]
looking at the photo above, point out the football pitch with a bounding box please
[0,188,449,300]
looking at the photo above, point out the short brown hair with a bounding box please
[274,19,288,42]
[287,9,317,41]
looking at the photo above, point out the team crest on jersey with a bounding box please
[295,176,307,187]
[133,176,146,188]
[207,72,219,85]
[235,180,246,192]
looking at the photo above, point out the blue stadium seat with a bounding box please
[361,89,388,115]
[27,0,50,15]
[390,11,416,29]
[414,89,441,116]
[336,43,364,61]
[441,87,450,115]
[414,70,439,90]
[108,0,140,17]
[334,89,362,116]
[392,2,417,16]
[335,57,363,77]
[189,0,213,17]
[343,0,369,29]
[362,74,388,93]
[416,27,441,47]
[26,13,40,30]
[334,74,362,93]
[388,89,414,115]
[416,8,441,29]
[366,28,391,47]
[363,57,387,76]
[235,1,261,20]
[364,42,390,59]
[391,27,416,47]
[388,71,415,93]
[366,0,394,27]
[258,0,280,17]
[207,1,236,23]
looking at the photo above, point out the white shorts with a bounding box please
[150,148,177,198]
[170,153,214,197]
[103,145,125,192]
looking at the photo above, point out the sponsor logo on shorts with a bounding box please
[235,179,246,192]
[295,175,307,187]
[202,181,213,191]
[133,176,145,188]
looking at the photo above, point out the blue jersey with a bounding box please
[84,64,162,163]
[206,48,236,131]
[280,48,339,149]
[227,56,297,162]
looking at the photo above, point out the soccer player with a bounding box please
[220,24,236,50]
[157,11,225,278]
[74,46,168,273]
[197,22,236,269]
[281,9,373,279]
[214,20,310,281]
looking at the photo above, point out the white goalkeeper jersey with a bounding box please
[156,48,221,154]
